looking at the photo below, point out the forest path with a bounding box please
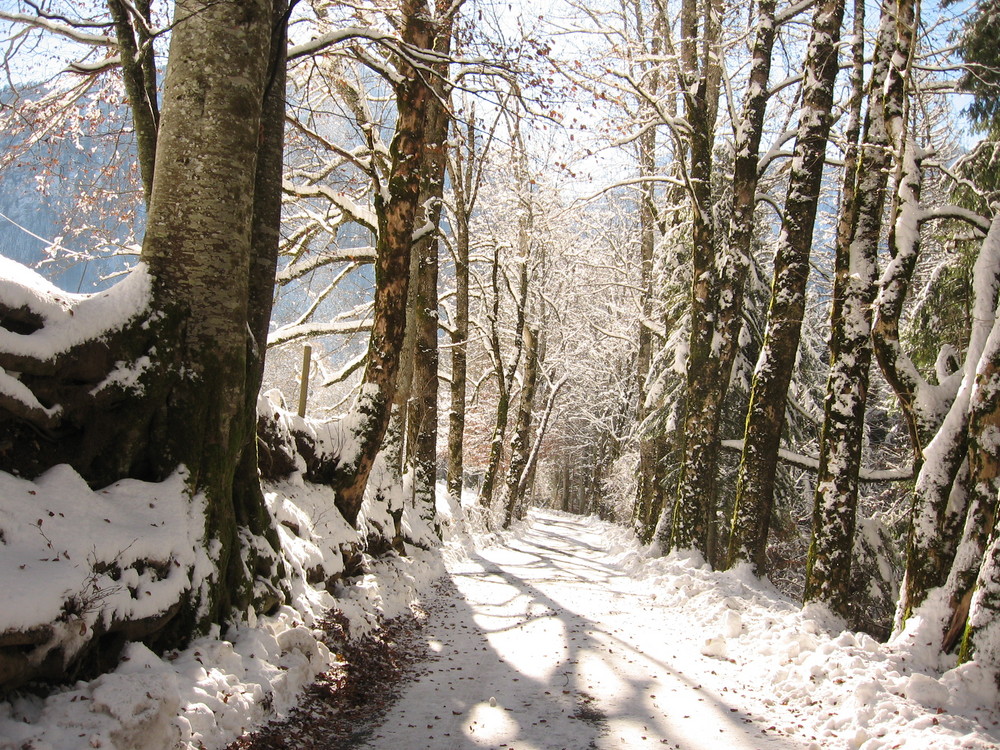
[359,509,808,750]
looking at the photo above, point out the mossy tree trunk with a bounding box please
[950,315,1000,655]
[138,0,287,631]
[660,0,722,555]
[664,0,773,561]
[728,0,845,573]
[804,0,894,617]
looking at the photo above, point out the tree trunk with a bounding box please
[107,0,159,202]
[804,0,894,616]
[478,242,514,508]
[330,0,438,526]
[632,0,666,543]
[899,210,1000,633]
[447,188,471,500]
[139,0,280,631]
[661,0,722,555]
[501,325,541,528]
[480,197,530,507]
[728,0,845,573]
[960,522,1000,667]
[666,0,776,560]
[949,312,1000,655]
[407,10,454,535]
[0,1,290,686]
[232,0,290,616]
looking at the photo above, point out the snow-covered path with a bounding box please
[361,510,806,750]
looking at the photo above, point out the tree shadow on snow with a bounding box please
[358,511,802,750]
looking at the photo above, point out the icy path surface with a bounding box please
[361,510,807,750]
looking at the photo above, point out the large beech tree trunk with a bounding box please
[0,0,289,688]
[139,0,287,632]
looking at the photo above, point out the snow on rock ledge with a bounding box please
[0,465,209,687]
[0,258,152,361]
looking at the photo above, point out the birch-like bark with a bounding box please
[949,308,1000,655]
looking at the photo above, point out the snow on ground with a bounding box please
[2,490,999,750]
[0,470,449,750]
[360,509,1000,750]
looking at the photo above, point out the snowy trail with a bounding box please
[360,510,807,750]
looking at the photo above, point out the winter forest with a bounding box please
[1,0,1000,747]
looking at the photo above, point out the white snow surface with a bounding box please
[0,259,151,361]
[360,509,1000,750]
[1,496,999,750]
[0,260,153,418]
[0,467,446,750]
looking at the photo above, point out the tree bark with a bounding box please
[632,0,666,543]
[446,158,471,499]
[330,0,439,526]
[898,210,1000,633]
[107,0,159,203]
[728,0,845,573]
[666,0,776,560]
[950,314,1000,655]
[407,7,455,534]
[661,0,723,555]
[445,99,494,501]
[480,180,530,508]
[501,325,540,528]
[804,0,894,617]
[138,0,282,632]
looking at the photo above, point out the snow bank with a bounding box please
[0,258,150,360]
[0,259,152,421]
[0,466,206,636]
[0,469,461,750]
[5,467,995,750]
[579,512,1000,749]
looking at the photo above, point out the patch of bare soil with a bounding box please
[227,603,429,750]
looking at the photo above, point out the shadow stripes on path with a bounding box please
[359,509,809,750]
